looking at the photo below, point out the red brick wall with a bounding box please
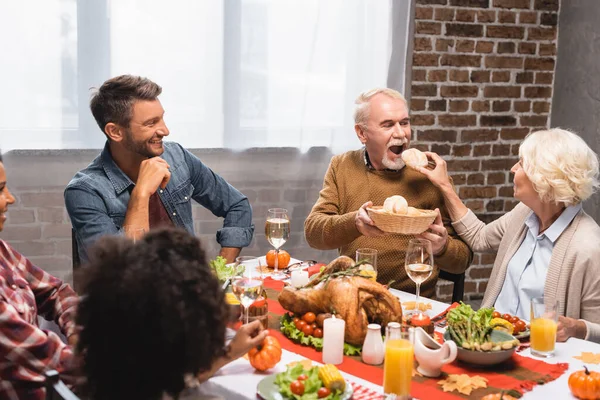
[409,0,560,301]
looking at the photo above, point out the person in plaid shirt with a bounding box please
[0,153,79,399]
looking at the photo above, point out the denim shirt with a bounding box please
[65,141,254,261]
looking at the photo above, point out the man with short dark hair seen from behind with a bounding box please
[65,75,253,263]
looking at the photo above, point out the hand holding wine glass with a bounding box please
[231,258,264,325]
[265,208,290,280]
[405,239,434,317]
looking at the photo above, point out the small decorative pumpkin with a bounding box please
[266,250,291,268]
[248,335,282,371]
[569,366,600,400]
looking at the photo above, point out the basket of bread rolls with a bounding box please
[366,148,437,234]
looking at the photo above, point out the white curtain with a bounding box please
[0,0,401,153]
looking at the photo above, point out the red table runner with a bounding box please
[262,276,569,399]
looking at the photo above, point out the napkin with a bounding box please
[350,381,383,400]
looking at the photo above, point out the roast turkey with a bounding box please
[278,256,403,346]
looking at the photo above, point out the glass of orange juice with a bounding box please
[530,297,559,358]
[383,327,413,399]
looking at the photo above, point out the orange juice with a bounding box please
[530,317,557,353]
[383,339,413,397]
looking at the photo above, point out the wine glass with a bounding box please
[404,239,434,317]
[231,257,264,325]
[265,208,290,280]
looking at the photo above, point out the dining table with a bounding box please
[206,265,598,400]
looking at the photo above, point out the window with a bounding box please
[0,0,411,152]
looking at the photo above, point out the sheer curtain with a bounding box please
[0,0,404,152]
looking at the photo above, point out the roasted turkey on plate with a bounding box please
[278,256,402,346]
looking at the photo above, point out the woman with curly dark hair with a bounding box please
[75,227,268,400]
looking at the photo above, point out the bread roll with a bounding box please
[406,206,422,216]
[383,195,408,215]
[401,148,428,169]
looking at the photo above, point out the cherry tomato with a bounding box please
[492,311,501,319]
[515,320,527,333]
[311,323,318,330]
[302,324,314,336]
[512,322,521,334]
[297,374,308,381]
[303,312,317,324]
[313,328,323,338]
[318,387,331,398]
[502,313,512,321]
[290,380,305,396]
[295,320,307,331]
[293,317,300,324]
[510,316,520,324]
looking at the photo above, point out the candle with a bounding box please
[322,315,345,365]
[410,312,434,335]
[290,270,309,288]
[410,313,431,327]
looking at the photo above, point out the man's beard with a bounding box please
[381,138,407,170]
[381,156,406,170]
[123,130,159,158]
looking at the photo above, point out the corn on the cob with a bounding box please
[318,364,345,392]
[490,318,514,335]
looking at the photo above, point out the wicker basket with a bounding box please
[367,206,437,234]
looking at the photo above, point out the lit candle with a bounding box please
[290,270,309,288]
[410,313,431,327]
[322,315,345,365]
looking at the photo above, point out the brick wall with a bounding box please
[410,0,560,301]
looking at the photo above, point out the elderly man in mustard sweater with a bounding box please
[304,88,472,298]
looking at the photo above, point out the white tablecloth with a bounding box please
[206,289,595,399]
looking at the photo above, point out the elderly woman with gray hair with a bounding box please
[418,128,600,343]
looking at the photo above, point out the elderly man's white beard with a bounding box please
[382,156,406,170]
[381,139,408,170]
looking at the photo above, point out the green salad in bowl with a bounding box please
[209,256,244,282]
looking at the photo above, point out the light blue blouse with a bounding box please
[494,203,582,320]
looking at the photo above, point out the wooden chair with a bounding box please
[438,270,465,304]
[71,229,82,293]
[44,370,80,400]
[71,229,80,270]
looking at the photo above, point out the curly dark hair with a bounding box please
[90,74,162,134]
[75,228,228,400]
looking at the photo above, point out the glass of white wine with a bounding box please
[231,258,264,325]
[265,208,290,280]
[405,239,434,317]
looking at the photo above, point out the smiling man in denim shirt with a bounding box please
[65,75,254,263]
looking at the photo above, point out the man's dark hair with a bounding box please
[75,228,228,400]
[90,74,162,134]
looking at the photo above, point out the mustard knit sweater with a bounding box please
[304,149,472,298]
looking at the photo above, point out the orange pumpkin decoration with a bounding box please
[266,250,291,268]
[248,335,282,371]
[569,367,600,399]
[480,393,518,400]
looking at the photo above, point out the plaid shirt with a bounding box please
[0,240,78,400]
